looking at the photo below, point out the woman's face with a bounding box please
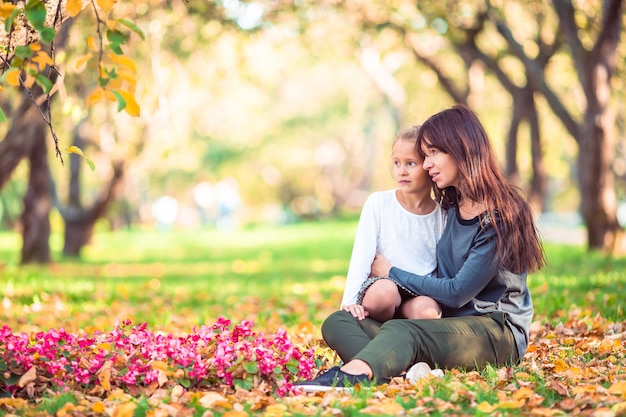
[421,143,459,189]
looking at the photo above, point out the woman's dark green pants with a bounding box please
[321,310,519,380]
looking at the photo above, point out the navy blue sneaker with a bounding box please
[294,366,371,392]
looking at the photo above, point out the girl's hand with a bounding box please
[370,253,392,277]
[342,304,369,320]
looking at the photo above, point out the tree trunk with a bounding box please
[527,99,548,213]
[573,0,624,253]
[21,122,52,264]
[579,68,623,252]
[62,164,125,257]
[504,95,522,185]
[1,20,73,263]
[60,121,126,257]
[0,93,42,189]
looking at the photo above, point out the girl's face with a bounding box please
[421,143,459,189]
[391,140,431,192]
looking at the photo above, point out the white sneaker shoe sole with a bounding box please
[295,384,354,393]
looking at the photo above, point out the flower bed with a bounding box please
[0,318,315,398]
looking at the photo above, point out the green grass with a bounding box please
[530,243,625,322]
[0,221,356,333]
[0,220,624,334]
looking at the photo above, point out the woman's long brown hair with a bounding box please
[417,105,546,274]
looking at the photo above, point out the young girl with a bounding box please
[297,105,546,391]
[341,125,446,323]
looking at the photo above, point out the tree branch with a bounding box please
[551,0,588,84]
[590,0,624,74]
[404,34,469,105]
[493,19,580,140]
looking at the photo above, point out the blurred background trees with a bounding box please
[0,0,625,262]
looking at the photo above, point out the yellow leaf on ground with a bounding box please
[598,339,622,355]
[150,360,168,371]
[97,360,113,391]
[608,381,626,396]
[106,388,132,401]
[223,411,249,417]
[476,401,498,413]
[568,366,583,375]
[264,404,288,417]
[199,392,231,409]
[0,398,28,408]
[171,385,184,403]
[65,0,83,17]
[512,386,536,400]
[498,398,526,409]
[92,402,106,413]
[95,342,112,352]
[56,402,78,417]
[572,384,598,395]
[553,358,569,372]
[111,402,136,417]
[360,400,405,415]
[529,407,560,416]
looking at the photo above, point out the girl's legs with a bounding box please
[354,312,518,380]
[360,279,402,322]
[399,295,442,319]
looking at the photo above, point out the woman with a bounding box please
[296,104,546,391]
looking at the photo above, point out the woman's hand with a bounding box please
[342,304,369,320]
[370,253,392,277]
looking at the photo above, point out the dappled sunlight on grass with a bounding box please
[0,223,353,336]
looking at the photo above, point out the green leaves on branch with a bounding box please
[0,0,144,122]
[2,0,54,43]
[117,18,145,40]
[0,43,54,94]
[24,0,55,43]
[106,29,129,55]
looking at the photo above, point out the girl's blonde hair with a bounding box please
[393,125,421,147]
